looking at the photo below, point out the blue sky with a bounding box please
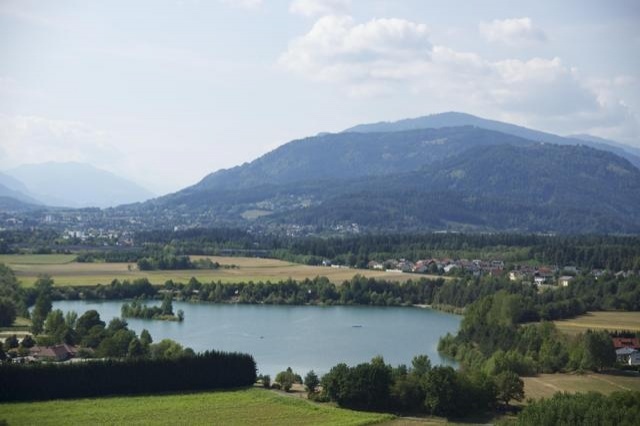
[1,0,638,194]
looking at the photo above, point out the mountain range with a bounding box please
[346,112,640,169]
[0,162,154,209]
[0,172,42,206]
[120,113,640,234]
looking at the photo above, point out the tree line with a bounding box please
[277,355,522,417]
[0,350,256,402]
[41,271,640,325]
[514,391,640,425]
[4,229,640,271]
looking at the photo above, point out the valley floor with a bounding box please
[0,254,426,287]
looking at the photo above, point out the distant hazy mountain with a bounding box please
[128,123,640,233]
[345,112,640,170]
[0,194,42,212]
[6,162,155,208]
[0,173,42,205]
[569,133,640,158]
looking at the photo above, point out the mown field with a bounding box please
[0,317,31,340]
[523,372,640,400]
[0,388,393,425]
[0,254,428,287]
[0,254,76,265]
[553,311,640,335]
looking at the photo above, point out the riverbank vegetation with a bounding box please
[438,291,620,375]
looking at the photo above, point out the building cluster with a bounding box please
[366,258,637,287]
[367,258,506,276]
[61,228,134,246]
[614,337,640,366]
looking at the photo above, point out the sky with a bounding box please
[1,0,639,195]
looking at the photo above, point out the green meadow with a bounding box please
[0,388,393,426]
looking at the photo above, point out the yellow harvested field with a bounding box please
[553,311,640,335]
[523,373,640,400]
[0,254,437,287]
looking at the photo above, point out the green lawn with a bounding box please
[0,388,393,426]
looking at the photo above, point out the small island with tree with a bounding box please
[121,294,184,322]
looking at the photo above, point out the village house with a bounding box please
[558,276,575,287]
[412,260,430,274]
[397,260,415,273]
[612,337,640,350]
[628,352,640,366]
[443,264,459,274]
[615,346,637,363]
[29,344,78,362]
[367,260,384,270]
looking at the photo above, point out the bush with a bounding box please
[258,374,270,388]
[275,368,297,392]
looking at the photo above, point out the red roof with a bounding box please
[30,344,77,361]
[612,337,640,349]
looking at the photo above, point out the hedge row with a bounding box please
[0,350,256,401]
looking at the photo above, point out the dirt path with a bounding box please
[530,377,562,392]
[588,374,632,391]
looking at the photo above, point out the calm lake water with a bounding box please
[53,300,461,376]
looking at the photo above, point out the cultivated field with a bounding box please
[523,372,640,400]
[0,388,393,425]
[0,254,76,265]
[0,254,431,287]
[553,311,640,335]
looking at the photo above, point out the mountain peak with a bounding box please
[344,112,640,170]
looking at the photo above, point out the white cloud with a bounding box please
[289,0,351,17]
[219,0,263,10]
[479,17,547,45]
[279,15,634,139]
[279,15,431,94]
[0,114,121,170]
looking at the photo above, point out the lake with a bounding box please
[53,300,461,376]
